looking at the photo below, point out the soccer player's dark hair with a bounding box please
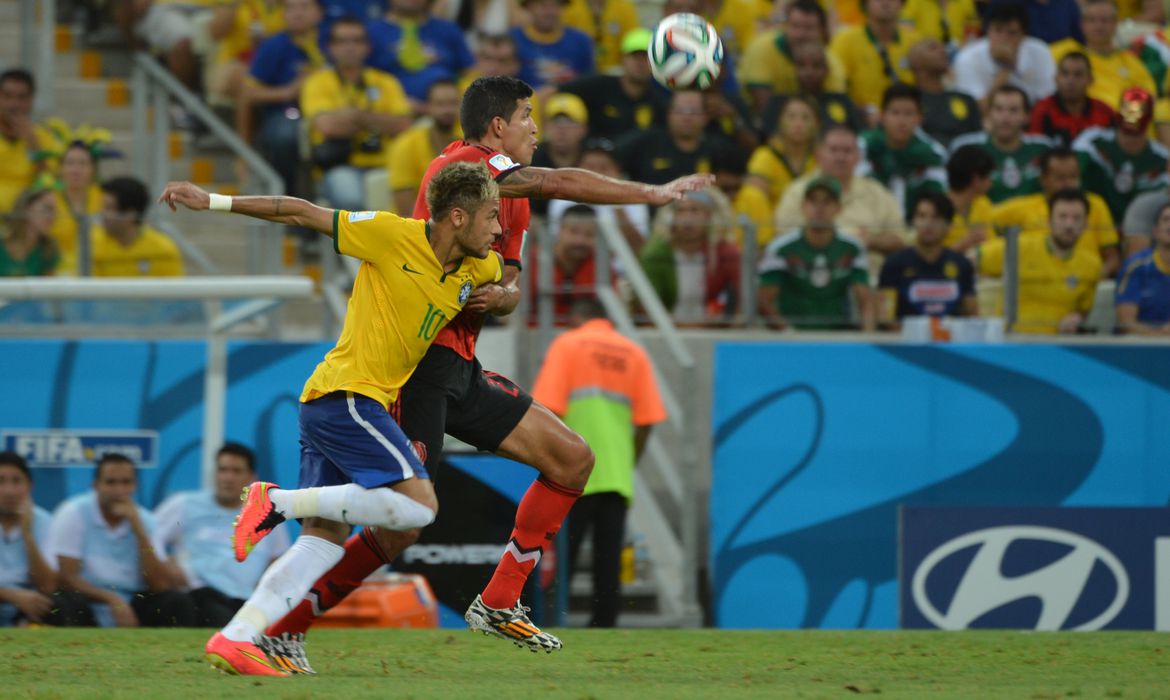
[101,177,150,222]
[1038,146,1078,176]
[426,160,499,221]
[217,442,256,473]
[1060,51,1093,76]
[94,452,137,482]
[460,76,534,140]
[881,83,923,112]
[1047,187,1089,216]
[990,84,1031,112]
[0,68,35,95]
[708,142,748,176]
[0,451,32,482]
[913,190,956,223]
[984,1,1029,33]
[329,16,367,42]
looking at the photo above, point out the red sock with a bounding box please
[265,527,390,636]
[481,476,581,610]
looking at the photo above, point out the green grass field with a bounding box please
[3,627,1169,699]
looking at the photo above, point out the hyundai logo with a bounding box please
[911,526,1129,630]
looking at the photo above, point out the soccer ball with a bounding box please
[649,13,724,90]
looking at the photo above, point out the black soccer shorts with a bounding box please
[392,344,534,472]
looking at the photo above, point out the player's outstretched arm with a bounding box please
[158,181,336,236]
[498,167,715,206]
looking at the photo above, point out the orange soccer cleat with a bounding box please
[205,632,289,677]
[233,481,286,562]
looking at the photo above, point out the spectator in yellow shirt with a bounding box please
[1051,0,1157,109]
[747,95,819,207]
[898,0,980,50]
[741,0,847,114]
[562,0,640,73]
[0,69,50,215]
[386,79,461,215]
[301,17,412,211]
[976,189,1102,334]
[829,0,921,121]
[207,0,285,107]
[48,137,108,275]
[711,143,773,248]
[708,0,770,61]
[92,178,184,278]
[943,144,995,252]
[989,146,1120,277]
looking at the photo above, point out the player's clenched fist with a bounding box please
[158,181,211,212]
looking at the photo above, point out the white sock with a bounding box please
[221,535,344,643]
[268,483,435,530]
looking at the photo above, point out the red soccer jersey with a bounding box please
[1029,96,1116,147]
[413,140,531,360]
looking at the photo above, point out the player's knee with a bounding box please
[555,432,594,486]
[373,525,424,555]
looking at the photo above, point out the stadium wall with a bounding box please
[711,343,1170,629]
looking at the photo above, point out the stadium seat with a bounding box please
[316,573,439,629]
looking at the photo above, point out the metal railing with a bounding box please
[0,276,314,486]
[532,213,703,627]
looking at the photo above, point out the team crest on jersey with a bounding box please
[1066,275,1079,290]
[458,280,473,306]
[489,154,516,171]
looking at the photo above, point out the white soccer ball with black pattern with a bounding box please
[649,13,724,90]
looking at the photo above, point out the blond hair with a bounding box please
[425,161,500,222]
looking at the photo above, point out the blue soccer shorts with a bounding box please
[298,390,430,489]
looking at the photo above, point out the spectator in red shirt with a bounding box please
[530,203,598,324]
[1030,51,1115,147]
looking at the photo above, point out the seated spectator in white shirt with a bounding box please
[154,443,290,627]
[954,3,1055,111]
[47,453,195,627]
[0,452,56,626]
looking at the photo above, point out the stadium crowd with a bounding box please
[2,0,1170,335]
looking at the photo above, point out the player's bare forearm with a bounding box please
[158,182,335,235]
[466,267,521,316]
[22,536,56,595]
[499,167,714,205]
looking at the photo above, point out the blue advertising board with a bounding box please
[711,344,1170,629]
[900,507,1170,630]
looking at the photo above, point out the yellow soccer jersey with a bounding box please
[943,194,993,249]
[830,24,921,113]
[301,67,411,169]
[301,210,503,409]
[0,124,53,214]
[49,184,103,274]
[899,0,979,45]
[989,192,1118,262]
[90,224,185,277]
[747,140,817,206]
[710,0,770,60]
[387,122,462,195]
[562,0,640,73]
[216,0,284,63]
[1050,40,1157,109]
[740,32,848,97]
[977,235,1102,334]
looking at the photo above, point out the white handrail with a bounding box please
[0,276,314,300]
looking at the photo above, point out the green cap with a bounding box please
[621,28,652,54]
[804,175,842,201]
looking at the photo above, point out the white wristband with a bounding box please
[208,193,233,212]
